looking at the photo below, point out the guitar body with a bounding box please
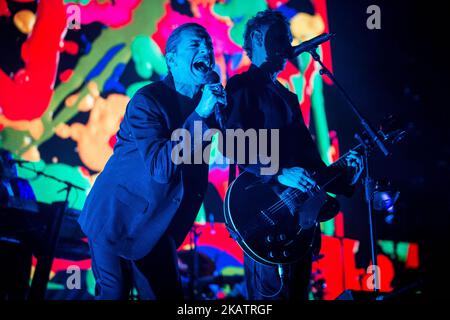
[223,127,406,266]
[224,171,339,265]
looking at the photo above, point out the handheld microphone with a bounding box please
[289,33,335,58]
[205,70,226,129]
[205,70,220,84]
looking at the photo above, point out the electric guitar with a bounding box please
[223,129,405,266]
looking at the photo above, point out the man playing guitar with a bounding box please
[224,9,363,300]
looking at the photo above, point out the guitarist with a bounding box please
[224,10,364,300]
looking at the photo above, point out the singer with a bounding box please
[224,9,363,300]
[78,23,225,300]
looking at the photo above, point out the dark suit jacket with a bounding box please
[78,75,212,260]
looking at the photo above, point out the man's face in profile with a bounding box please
[263,22,292,73]
[170,28,214,86]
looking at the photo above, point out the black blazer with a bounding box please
[78,75,211,260]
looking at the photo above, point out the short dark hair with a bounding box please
[165,23,209,55]
[243,9,292,59]
[165,23,211,73]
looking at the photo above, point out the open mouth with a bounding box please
[193,59,211,74]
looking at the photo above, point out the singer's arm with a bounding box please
[127,91,211,184]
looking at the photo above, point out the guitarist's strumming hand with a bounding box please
[344,150,364,185]
[277,167,316,192]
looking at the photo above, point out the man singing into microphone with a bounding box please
[225,10,363,300]
[78,23,225,299]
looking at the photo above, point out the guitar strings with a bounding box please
[265,151,352,213]
[265,172,344,216]
[261,159,348,217]
[254,145,362,219]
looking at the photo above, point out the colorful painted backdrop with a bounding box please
[0,0,418,299]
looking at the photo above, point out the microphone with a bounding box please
[205,70,226,129]
[289,33,335,58]
[205,70,220,84]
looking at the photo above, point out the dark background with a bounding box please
[324,0,449,298]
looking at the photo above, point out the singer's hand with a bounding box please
[195,83,227,118]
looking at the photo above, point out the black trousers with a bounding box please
[244,253,312,300]
[89,234,183,300]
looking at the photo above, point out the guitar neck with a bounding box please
[315,146,362,190]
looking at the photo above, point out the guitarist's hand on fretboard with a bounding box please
[344,150,364,185]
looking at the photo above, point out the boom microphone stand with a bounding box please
[187,225,202,299]
[12,160,86,299]
[306,46,391,292]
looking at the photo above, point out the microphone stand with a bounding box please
[188,225,202,299]
[14,162,86,299]
[14,162,86,195]
[307,47,389,292]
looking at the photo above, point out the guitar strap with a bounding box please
[228,162,237,185]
